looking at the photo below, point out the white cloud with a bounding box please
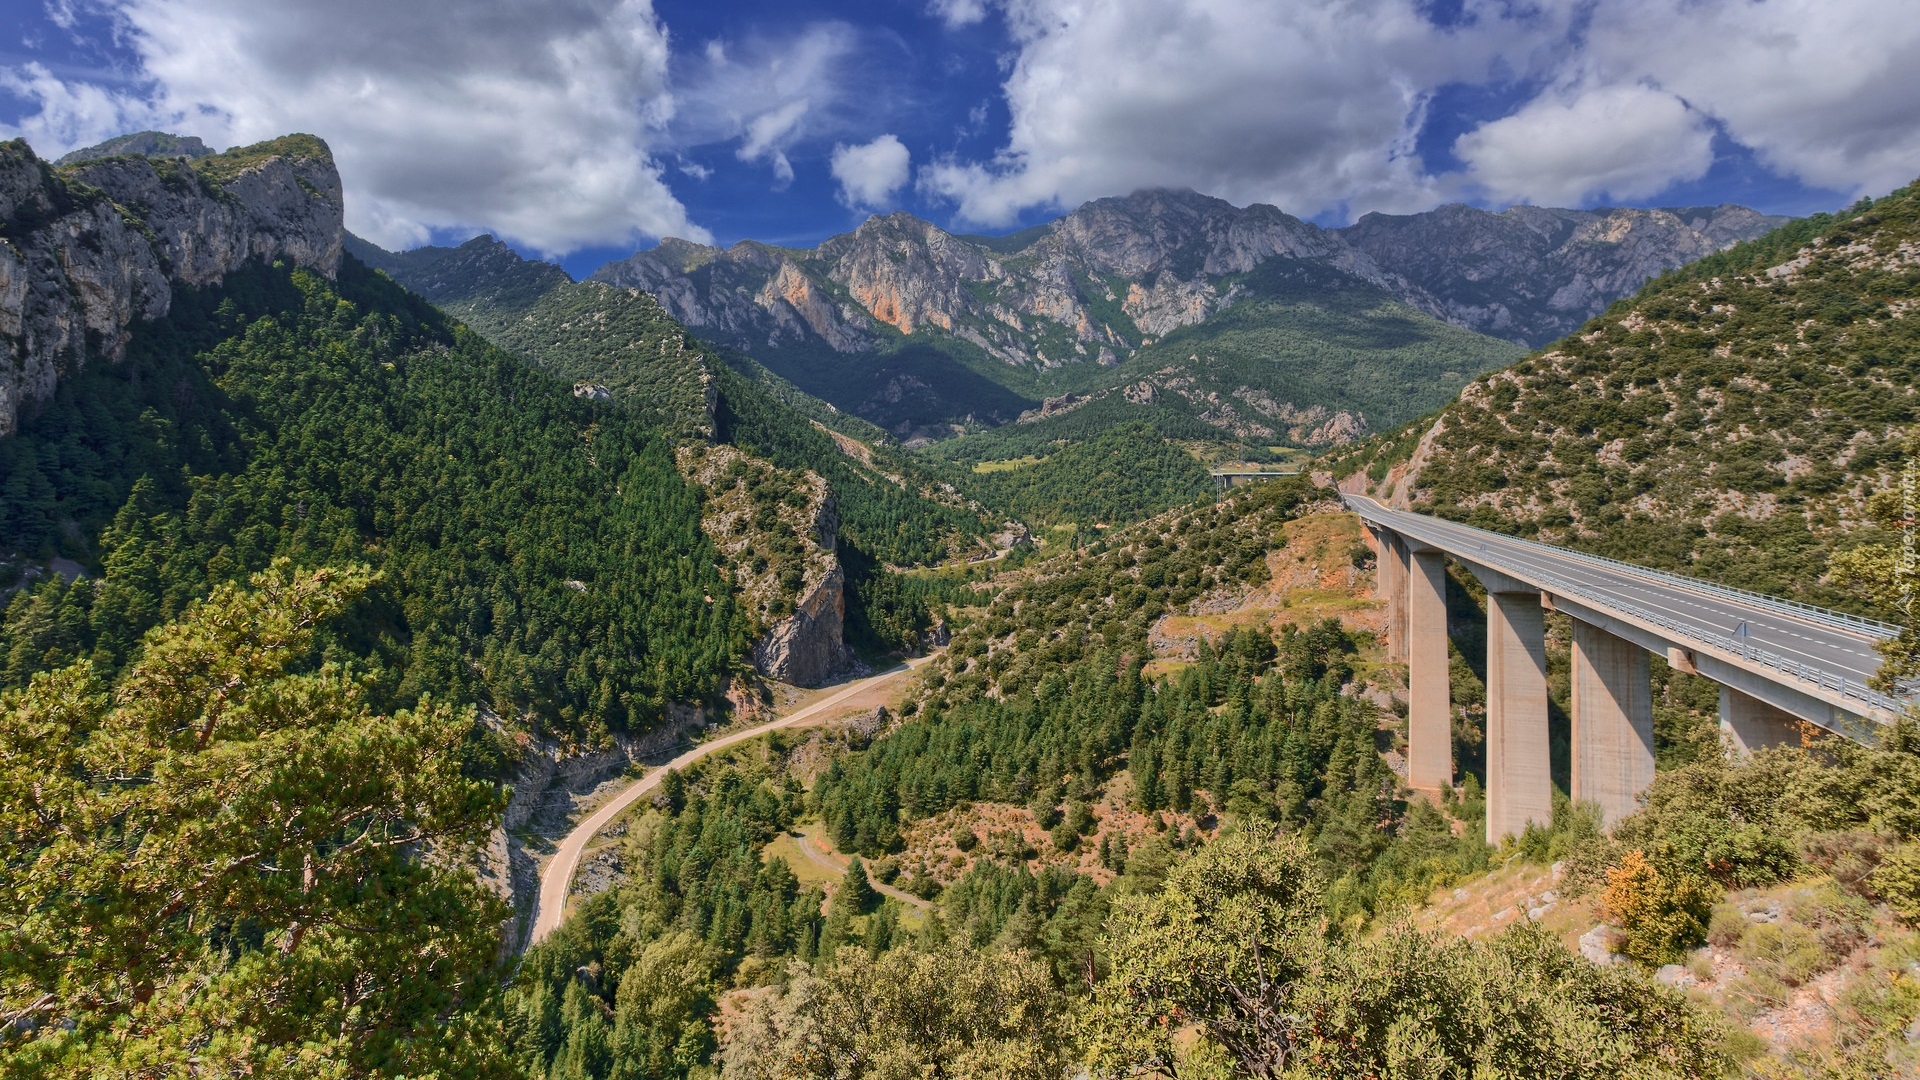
[918,0,1526,227]
[1573,0,1920,198]
[737,98,809,188]
[831,134,911,208]
[1454,82,1715,205]
[675,23,868,192]
[0,62,153,153]
[929,0,990,28]
[0,0,707,254]
[924,0,1920,225]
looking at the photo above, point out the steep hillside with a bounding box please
[353,232,1004,686]
[0,133,342,435]
[351,233,989,564]
[1357,182,1920,614]
[588,190,1779,444]
[0,255,742,746]
[1337,202,1789,347]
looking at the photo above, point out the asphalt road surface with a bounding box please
[526,655,933,949]
[1345,494,1888,691]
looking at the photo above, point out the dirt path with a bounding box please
[791,829,932,910]
[527,656,933,949]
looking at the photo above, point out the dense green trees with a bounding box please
[0,562,510,1076]
[953,422,1213,527]
[0,259,743,745]
[1090,830,1730,1079]
[507,754,825,1080]
[719,945,1071,1080]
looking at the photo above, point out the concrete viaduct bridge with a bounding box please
[1346,494,1909,844]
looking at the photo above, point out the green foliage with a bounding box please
[1872,841,1920,925]
[1408,183,1920,616]
[1603,728,1920,890]
[719,944,1072,1080]
[1112,259,1526,431]
[840,856,879,915]
[0,562,510,1077]
[508,757,821,1079]
[1088,830,1731,1079]
[817,487,1495,923]
[0,260,745,743]
[951,422,1212,526]
[1602,849,1715,965]
[924,393,1227,469]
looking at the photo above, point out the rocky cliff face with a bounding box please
[590,189,1788,375]
[677,444,853,687]
[1335,203,1792,347]
[0,134,343,436]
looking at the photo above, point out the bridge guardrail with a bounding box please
[1345,496,1907,722]
[1344,496,1898,640]
[1476,547,1905,722]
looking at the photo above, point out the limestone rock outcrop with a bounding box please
[0,134,343,435]
[677,444,854,688]
[590,188,1788,375]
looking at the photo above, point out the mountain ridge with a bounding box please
[0,133,343,435]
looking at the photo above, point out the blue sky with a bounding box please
[3,0,1910,280]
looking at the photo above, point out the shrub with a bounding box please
[1603,849,1715,965]
[1870,841,1920,925]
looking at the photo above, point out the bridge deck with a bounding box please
[1345,495,1902,721]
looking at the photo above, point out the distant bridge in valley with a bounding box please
[1211,468,1301,491]
[1345,494,1907,843]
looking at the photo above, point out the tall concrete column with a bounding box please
[1406,547,1453,791]
[1486,591,1553,844]
[1571,621,1654,828]
[1720,687,1803,757]
[1376,530,1408,664]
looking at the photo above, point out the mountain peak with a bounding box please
[55,130,213,167]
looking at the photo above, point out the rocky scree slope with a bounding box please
[1352,182,1920,613]
[0,133,343,435]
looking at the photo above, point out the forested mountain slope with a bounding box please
[587,190,1777,446]
[0,254,741,745]
[1346,181,1920,614]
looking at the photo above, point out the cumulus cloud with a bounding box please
[926,0,1920,225]
[831,134,911,208]
[1454,82,1715,205]
[1574,0,1920,198]
[918,0,1520,227]
[0,0,705,254]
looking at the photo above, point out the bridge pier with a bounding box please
[1407,546,1453,791]
[1720,686,1804,757]
[1379,531,1408,663]
[1571,621,1654,828]
[1486,590,1553,843]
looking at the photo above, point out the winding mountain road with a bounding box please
[526,655,935,949]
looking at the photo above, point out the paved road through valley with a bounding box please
[526,655,934,949]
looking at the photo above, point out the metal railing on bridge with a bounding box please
[1343,495,1910,726]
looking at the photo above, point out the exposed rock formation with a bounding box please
[0,133,343,435]
[590,188,1788,375]
[1336,202,1792,347]
[751,563,855,687]
[677,444,853,687]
